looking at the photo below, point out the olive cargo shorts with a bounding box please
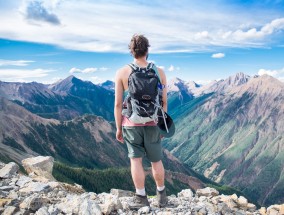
[122,126,162,162]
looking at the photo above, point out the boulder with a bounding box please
[267,204,284,215]
[231,194,238,202]
[110,189,134,197]
[138,206,150,214]
[247,203,256,211]
[177,189,194,200]
[21,156,55,181]
[0,162,19,179]
[259,207,267,215]
[19,181,50,194]
[56,194,101,215]
[237,196,248,208]
[196,187,219,197]
[35,206,50,215]
[79,198,102,215]
[20,194,50,212]
[16,175,33,188]
[98,193,122,214]
[2,206,16,215]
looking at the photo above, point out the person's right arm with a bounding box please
[114,69,124,143]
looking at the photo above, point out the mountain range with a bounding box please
[0,72,283,206]
[0,90,233,198]
[0,76,114,121]
[164,73,284,206]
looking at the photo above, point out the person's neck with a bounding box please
[133,57,148,68]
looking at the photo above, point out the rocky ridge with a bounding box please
[1,156,283,215]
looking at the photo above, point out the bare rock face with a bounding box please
[110,189,134,198]
[196,187,219,197]
[21,156,55,181]
[1,156,283,214]
[0,162,19,179]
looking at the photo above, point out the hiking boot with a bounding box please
[156,188,168,207]
[128,194,150,210]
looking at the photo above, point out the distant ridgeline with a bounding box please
[0,72,283,206]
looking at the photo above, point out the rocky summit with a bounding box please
[0,157,283,215]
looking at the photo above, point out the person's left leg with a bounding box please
[151,160,165,188]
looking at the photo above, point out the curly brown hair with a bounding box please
[128,34,150,58]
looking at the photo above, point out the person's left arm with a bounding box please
[158,68,167,112]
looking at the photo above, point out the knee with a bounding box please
[130,157,143,166]
[151,160,164,174]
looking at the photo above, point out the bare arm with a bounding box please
[158,68,167,112]
[114,69,124,142]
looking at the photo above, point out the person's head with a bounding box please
[128,34,150,59]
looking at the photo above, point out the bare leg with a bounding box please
[151,160,165,187]
[130,157,145,189]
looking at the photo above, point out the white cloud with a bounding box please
[82,68,98,73]
[69,67,81,73]
[0,68,53,82]
[0,59,34,66]
[258,67,284,81]
[168,65,175,72]
[69,67,108,74]
[194,31,210,40]
[211,53,225,58]
[99,67,108,71]
[223,18,284,41]
[0,1,283,53]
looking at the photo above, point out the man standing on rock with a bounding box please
[114,34,168,209]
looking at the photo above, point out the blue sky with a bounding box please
[0,0,284,85]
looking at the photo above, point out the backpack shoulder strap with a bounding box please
[128,63,139,71]
[149,62,161,83]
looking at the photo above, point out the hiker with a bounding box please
[114,34,168,209]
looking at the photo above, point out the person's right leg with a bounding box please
[123,126,149,209]
[129,157,150,209]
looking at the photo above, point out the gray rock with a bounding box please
[237,196,248,208]
[138,206,150,214]
[19,181,50,194]
[235,209,246,215]
[196,187,219,197]
[7,190,19,200]
[0,186,15,191]
[218,202,234,214]
[111,189,134,197]
[22,156,55,181]
[118,196,133,210]
[198,207,207,215]
[177,189,194,201]
[98,193,122,214]
[56,194,101,215]
[247,203,256,212]
[2,206,17,215]
[48,204,59,215]
[16,175,33,188]
[35,206,49,215]
[20,194,50,212]
[0,162,19,179]
[79,198,101,215]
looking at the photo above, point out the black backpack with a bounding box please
[124,62,162,123]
